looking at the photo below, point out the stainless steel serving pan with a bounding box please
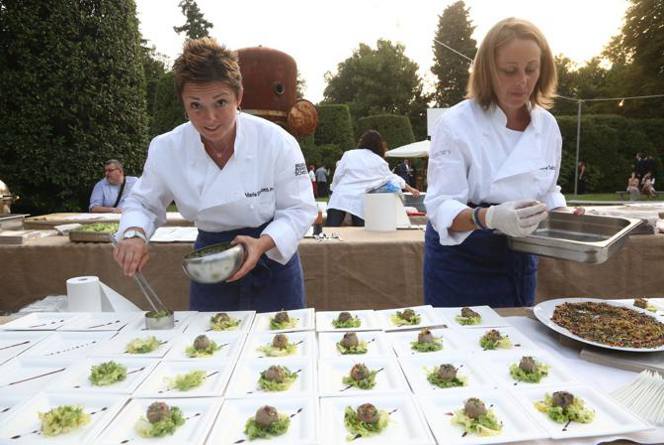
[508,212,643,264]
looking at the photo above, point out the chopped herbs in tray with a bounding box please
[455,307,482,325]
[258,333,298,357]
[451,397,503,436]
[510,356,550,383]
[332,312,361,329]
[210,312,241,330]
[411,328,443,352]
[336,332,368,354]
[270,311,298,330]
[344,403,389,440]
[185,334,221,357]
[479,329,511,350]
[89,360,127,386]
[135,401,185,438]
[167,370,207,391]
[390,308,421,326]
[258,365,299,392]
[427,363,466,388]
[535,391,595,424]
[244,405,290,440]
[78,222,119,233]
[39,405,91,437]
[342,363,378,390]
[126,336,162,354]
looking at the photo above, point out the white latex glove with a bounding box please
[485,200,548,237]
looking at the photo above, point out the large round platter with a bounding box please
[533,297,664,352]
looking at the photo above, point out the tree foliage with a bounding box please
[140,40,168,131]
[314,104,354,150]
[173,0,213,39]
[431,0,477,107]
[0,0,148,213]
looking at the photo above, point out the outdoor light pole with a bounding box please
[573,100,583,196]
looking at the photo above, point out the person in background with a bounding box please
[576,160,587,195]
[315,164,329,197]
[424,17,581,309]
[308,164,318,197]
[626,173,641,201]
[89,159,138,213]
[394,159,413,184]
[326,130,420,227]
[113,37,316,312]
[641,172,657,198]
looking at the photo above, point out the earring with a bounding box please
[184,111,189,120]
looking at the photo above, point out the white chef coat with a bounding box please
[328,148,406,219]
[425,99,566,246]
[119,112,317,264]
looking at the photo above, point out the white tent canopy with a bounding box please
[385,140,430,158]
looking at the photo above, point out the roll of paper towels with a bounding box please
[363,193,398,232]
[67,276,102,311]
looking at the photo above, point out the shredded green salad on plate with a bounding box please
[167,370,207,391]
[89,361,127,386]
[209,313,241,330]
[455,314,482,325]
[342,366,378,390]
[258,342,297,357]
[410,337,443,352]
[243,414,290,440]
[39,405,91,437]
[390,309,421,326]
[535,393,595,424]
[125,336,162,354]
[258,366,299,391]
[270,317,298,330]
[336,340,368,355]
[332,315,361,329]
[426,367,467,389]
[135,405,185,438]
[479,330,512,350]
[451,408,502,436]
[509,360,550,383]
[185,340,221,358]
[343,405,390,441]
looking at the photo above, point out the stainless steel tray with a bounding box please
[0,214,27,230]
[508,212,643,264]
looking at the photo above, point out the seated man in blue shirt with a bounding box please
[89,159,138,213]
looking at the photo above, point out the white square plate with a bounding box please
[58,312,144,332]
[319,393,434,445]
[240,331,316,360]
[458,326,537,353]
[90,331,178,359]
[206,396,316,444]
[163,330,246,362]
[0,312,84,331]
[318,356,409,397]
[0,393,29,426]
[133,361,234,398]
[475,350,577,388]
[123,311,197,332]
[315,310,379,332]
[96,397,222,445]
[418,387,548,444]
[388,328,468,358]
[48,357,159,395]
[435,306,511,329]
[184,311,255,333]
[225,356,315,398]
[20,331,115,360]
[512,384,652,440]
[0,331,52,366]
[398,353,493,394]
[0,358,71,395]
[376,305,446,332]
[318,331,392,359]
[0,391,126,444]
[251,308,315,333]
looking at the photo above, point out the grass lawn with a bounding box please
[565,193,664,202]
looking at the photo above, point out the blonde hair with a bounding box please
[467,18,557,109]
[173,37,242,101]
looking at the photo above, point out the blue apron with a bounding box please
[189,223,305,312]
[423,221,537,308]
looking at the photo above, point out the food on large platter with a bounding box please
[451,397,503,436]
[125,336,162,354]
[270,311,298,330]
[258,334,298,357]
[39,405,91,437]
[479,329,512,350]
[455,307,482,325]
[243,405,291,440]
[551,301,664,348]
[258,365,299,392]
[342,363,378,390]
[344,403,390,440]
[89,361,127,386]
[210,312,241,330]
[535,391,595,424]
[390,308,421,326]
[185,334,221,358]
[336,332,368,355]
[509,356,550,383]
[167,370,207,391]
[135,401,185,438]
[410,328,443,352]
[633,297,657,313]
[426,363,466,389]
[332,311,361,329]
[78,222,119,233]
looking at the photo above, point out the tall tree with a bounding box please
[430,0,477,107]
[140,40,168,128]
[173,0,213,39]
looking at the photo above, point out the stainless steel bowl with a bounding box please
[145,311,175,330]
[182,242,245,283]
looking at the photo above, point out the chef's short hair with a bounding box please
[357,130,386,157]
[173,37,242,100]
[467,17,557,110]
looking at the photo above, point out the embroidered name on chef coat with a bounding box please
[539,165,556,171]
[295,163,307,176]
[245,187,274,198]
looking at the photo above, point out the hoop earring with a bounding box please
[184,111,189,120]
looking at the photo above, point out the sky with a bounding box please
[136,0,630,103]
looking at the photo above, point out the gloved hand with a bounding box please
[485,200,548,237]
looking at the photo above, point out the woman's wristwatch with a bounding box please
[123,229,148,243]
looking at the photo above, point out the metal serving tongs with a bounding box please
[110,235,175,329]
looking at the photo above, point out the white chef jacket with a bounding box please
[425,99,566,246]
[328,148,406,219]
[119,112,317,264]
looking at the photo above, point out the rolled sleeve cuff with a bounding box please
[431,199,474,246]
[117,210,155,241]
[261,220,298,265]
[542,190,567,211]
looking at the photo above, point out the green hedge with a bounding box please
[0,1,148,213]
[356,114,415,150]
[314,104,354,149]
[150,71,186,139]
